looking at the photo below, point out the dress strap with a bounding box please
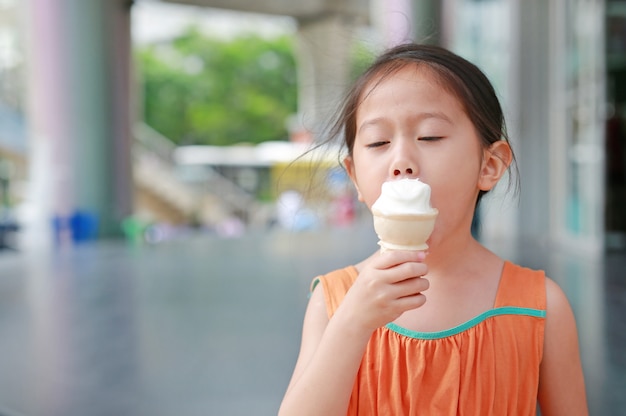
[312,266,358,318]
[493,261,547,311]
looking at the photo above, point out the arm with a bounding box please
[537,278,588,415]
[279,250,429,416]
[278,284,371,416]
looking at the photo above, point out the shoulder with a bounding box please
[503,261,546,282]
[542,277,580,358]
[296,267,356,361]
[538,277,588,414]
[495,261,546,309]
[310,266,358,316]
[543,277,580,335]
[544,277,572,316]
[313,266,358,287]
[502,265,573,324]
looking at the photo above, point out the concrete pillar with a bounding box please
[23,0,133,246]
[294,14,355,139]
[513,0,551,244]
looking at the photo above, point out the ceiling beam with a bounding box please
[156,0,369,21]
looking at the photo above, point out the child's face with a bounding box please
[345,64,493,245]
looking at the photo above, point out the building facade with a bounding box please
[435,0,613,254]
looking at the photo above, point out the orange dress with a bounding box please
[314,261,546,415]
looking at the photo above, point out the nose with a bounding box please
[390,152,418,178]
[393,167,414,177]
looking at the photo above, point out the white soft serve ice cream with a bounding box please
[371,178,438,251]
[371,178,436,216]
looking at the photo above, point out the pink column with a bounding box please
[383,0,414,47]
[23,0,75,247]
[22,0,133,248]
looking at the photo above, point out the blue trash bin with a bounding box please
[69,211,99,243]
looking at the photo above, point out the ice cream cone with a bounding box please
[371,178,438,251]
[373,209,438,251]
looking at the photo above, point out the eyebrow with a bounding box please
[417,111,454,124]
[357,111,454,133]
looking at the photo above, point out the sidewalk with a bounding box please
[0,221,622,415]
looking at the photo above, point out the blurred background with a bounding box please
[0,0,623,415]
[0,0,621,250]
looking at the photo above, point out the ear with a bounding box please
[478,141,512,191]
[343,155,364,202]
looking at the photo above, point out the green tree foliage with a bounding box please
[136,27,298,146]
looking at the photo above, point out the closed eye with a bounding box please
[418,136,443,142]
[366,141,390,148]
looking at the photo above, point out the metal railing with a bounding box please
[132,123,257,224]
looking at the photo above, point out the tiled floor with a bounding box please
[0,220,623,415]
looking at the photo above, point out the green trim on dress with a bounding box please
[386,306,546,340]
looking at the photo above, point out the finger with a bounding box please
[375,250,426,269]
[393,276,430,298]
[378,261,428,285]
[397,262,429,280]
[395,292,427,311]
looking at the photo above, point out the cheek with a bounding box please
[354,179,382,208]
[428,171,479,213]
[350,156,385,207]
[363,191,382,209]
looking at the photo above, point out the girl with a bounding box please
[279,43,587,415]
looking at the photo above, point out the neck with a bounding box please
[425,234,492,278]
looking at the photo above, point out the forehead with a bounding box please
[356,64,466,121]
